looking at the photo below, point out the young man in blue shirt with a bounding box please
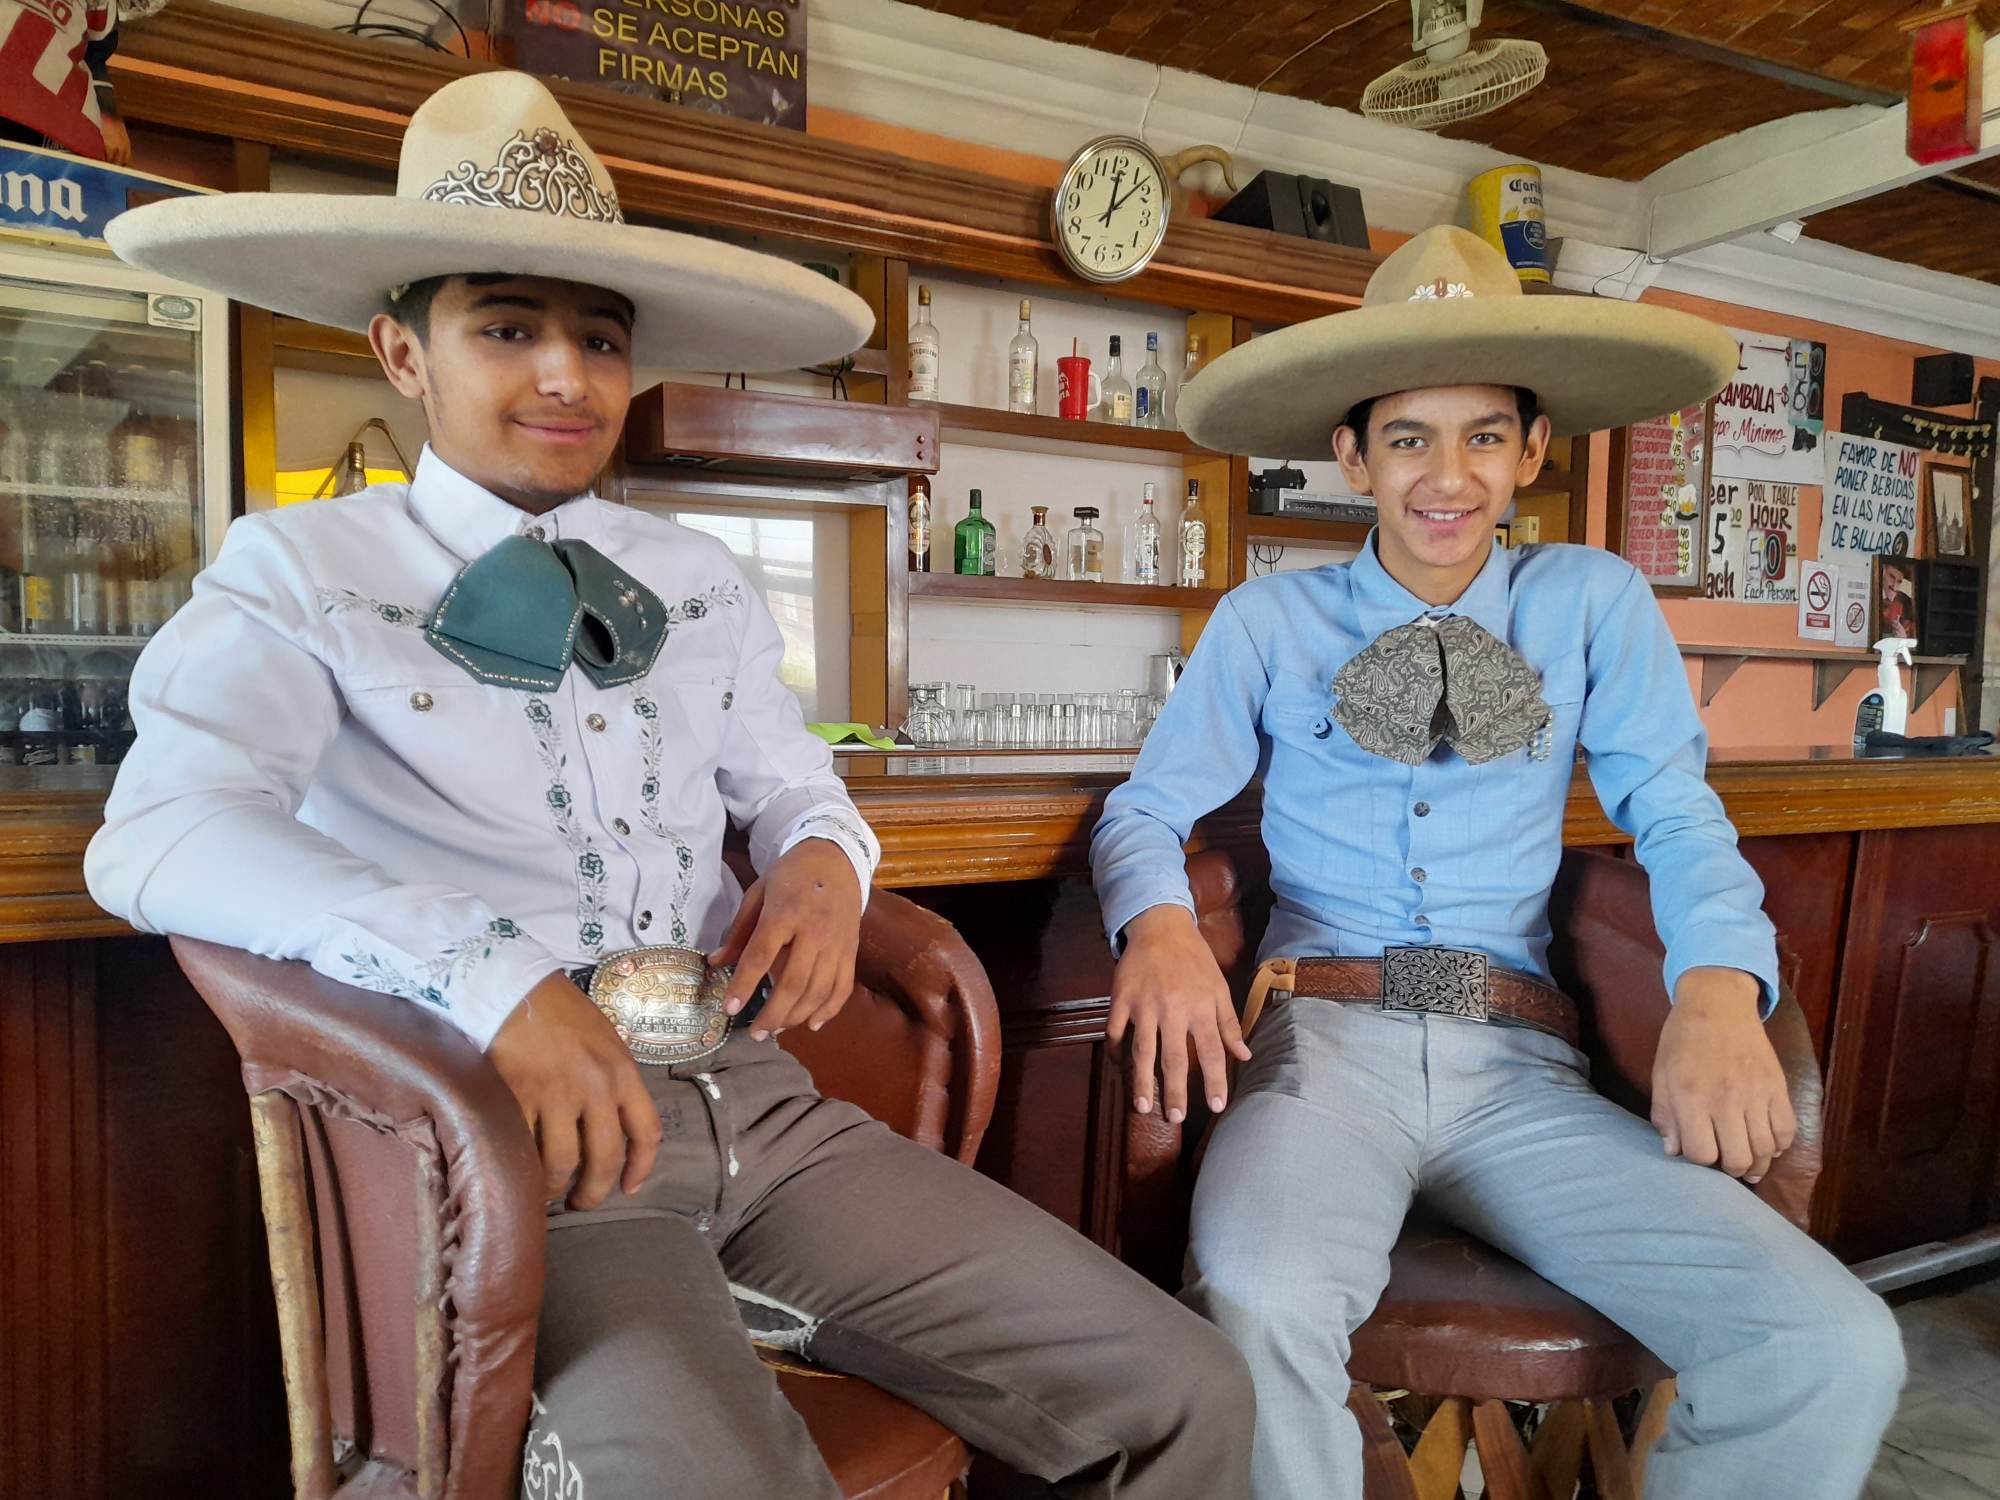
[1091,226,1903,1499]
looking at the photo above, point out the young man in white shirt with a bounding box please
[88,71,1253,1499]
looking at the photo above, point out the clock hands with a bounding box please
[1096,170,1125,226]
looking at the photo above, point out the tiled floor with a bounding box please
[1867,1269,2000,1499]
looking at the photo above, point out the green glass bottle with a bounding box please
[954,488,996,576]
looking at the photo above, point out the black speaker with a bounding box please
[1914,351,1975,407]
[1212,171,1370,250]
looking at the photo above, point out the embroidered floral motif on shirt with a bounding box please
[631,688,695,945]
[316,586,428,629]
[522,1392,586,1500]
[339,917,525,1010]
[524,697,607,957]
[662,580,744,633]
[791,807,874,859]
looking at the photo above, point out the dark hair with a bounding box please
[1342,387,1541,455]
[382,273,514,344]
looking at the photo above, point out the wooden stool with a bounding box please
[1345,1216,1674,1500]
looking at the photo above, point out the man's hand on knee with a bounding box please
[490,972,664,1209]
[1651,966,1797,1185]
[1107,904,1252,1125]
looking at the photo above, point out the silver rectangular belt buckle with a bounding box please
[1381,946,1491,1023]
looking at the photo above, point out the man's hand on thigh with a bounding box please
[1107,903,1252,1124]
[1651,966,1797,1184]
[489,972,664,1209]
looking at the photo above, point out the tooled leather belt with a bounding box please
[1242,948,1581,1050]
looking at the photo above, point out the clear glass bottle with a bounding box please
[1007,298,1038,414]
[908,284,940,402]
[1067,506,1105,582]
[1100,336,1133,425]
[1021,504,1057,579]
[1173,333,1205,429]
[954,488,995,576]
[1133,482,1162,585]
[907,474,932,572]
[1179,478,1208,589]
[1135,332,1167,429]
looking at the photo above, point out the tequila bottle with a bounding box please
[1133,482,1162,585]
[1134,333,1166,429]
[1021,504,1057,579]
[1067,507,1104,582]
[1100,336,1133,425]
[1007,299,1039,414]
[1179,478,1208,589]
[954,488,995,576]
[1173,333,1205,428]
[908,285,940,401]
[908,474,933,572]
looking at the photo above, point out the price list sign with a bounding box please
[1613,402,1709,594]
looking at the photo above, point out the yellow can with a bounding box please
[1466,163,1549,283]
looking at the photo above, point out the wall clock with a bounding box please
[1051,135,1170,284]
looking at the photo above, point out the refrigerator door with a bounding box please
[0,244,231,768]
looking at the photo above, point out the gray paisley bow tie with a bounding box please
[1330,615,1553,766]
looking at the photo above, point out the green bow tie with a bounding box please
[426,535,666,691]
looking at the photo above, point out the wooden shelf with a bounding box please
[1242,514,1374,546]
[925,402,1214,458]
[908,572,1222,610]
[1677,644,1967,710]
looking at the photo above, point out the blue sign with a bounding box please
[0,142,204,248]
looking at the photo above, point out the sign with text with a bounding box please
[1617,403,1707,591]
[0,142,205,248]
[1711,329,1825,484]
[1820,432,1923,560]
[1798,558,1837,640]
[1704,475,1799,602]
[505,0,805,129]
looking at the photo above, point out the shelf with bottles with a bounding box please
[923,401,1217,459]
[907,573,1224,610]
[0,631,150,649]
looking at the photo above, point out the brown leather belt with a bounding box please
[1240,950,1581,1050]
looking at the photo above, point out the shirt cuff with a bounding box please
[310,915,560,1050]
[1663,924,1781,1020]
[778,806,878,910]
[1099,889,1198,956]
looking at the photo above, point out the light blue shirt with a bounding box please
[1091,536,1779,1010]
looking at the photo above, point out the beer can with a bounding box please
[1466,163,1549,283]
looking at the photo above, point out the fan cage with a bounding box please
[1360,39,1549,129]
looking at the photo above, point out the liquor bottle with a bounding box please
[908,285,940,402]
[1007,299,1039,414]
[1100,337,1133,425]
[907,474,933,572]
[1067,506,1105,582]
[1135,333,1167,429]
[1021,504,1056,579]
[1134,482,1163,585]
[1173,334,1205,429]
[19,495,57,635]
[1180,478,1208,589]
[954,488,995,576]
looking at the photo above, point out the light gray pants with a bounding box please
[523,1032,1255,1499]
[1182,995,1905,1500]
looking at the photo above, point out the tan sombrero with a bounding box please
[104,72,871,375]
[1178,226,1739,457]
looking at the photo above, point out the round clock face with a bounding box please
[1053,137,1169,284]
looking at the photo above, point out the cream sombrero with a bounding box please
[104,71,871,375]
[1178,225,1738,457]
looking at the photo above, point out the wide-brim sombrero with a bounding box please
[104,72,871,376]
[1178,226,1740,456]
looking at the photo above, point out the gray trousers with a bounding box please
[1182,995,1905,1500]
[521,1031,1255,1499]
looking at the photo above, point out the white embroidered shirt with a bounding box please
[85,447,880,1048]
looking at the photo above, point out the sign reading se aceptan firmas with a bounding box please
[506,0,804,130]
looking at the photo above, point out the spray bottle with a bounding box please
[1853,637,1915,746]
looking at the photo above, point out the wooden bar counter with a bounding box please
[2,751,1997,1497]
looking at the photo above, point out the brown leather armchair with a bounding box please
[173,887,999,1500]
[1148,846,1827,1500]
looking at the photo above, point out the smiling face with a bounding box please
[370,273,635,513]
[1332,384,1552,605]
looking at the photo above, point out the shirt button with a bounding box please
[1414,914,1431,927]
[1412,868,1427,883]
[636,910,652,931]
[613,818,631,835]
[1414,802,1431,817]
[721,691,733,710]
[524,525,546,541]
[586,713,607,732]
[409,691,433,712]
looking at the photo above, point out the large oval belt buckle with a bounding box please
[588,945,734,1066]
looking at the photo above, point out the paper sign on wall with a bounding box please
[1711,329,1825,484]
[1835,567,1872,649]
[1704,476,1800,603]
[1820,432,1923,559]
[1798,559,1837,641]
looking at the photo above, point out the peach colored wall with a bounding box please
[808,112,1979,747]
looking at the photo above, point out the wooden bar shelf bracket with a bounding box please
[1701,654,1749,708]
[1814,659,1870,712]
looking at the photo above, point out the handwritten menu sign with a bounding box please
[1704,476,1801,603]
[1820,432,1922,560]
[1712,329,1825,483]
[1617,403,1708,592]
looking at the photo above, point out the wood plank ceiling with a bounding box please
[909,0,2000,286]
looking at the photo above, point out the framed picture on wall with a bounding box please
[1606,401,1710,595]
[1927,463,1973,558]
[1869,554,1921,645]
